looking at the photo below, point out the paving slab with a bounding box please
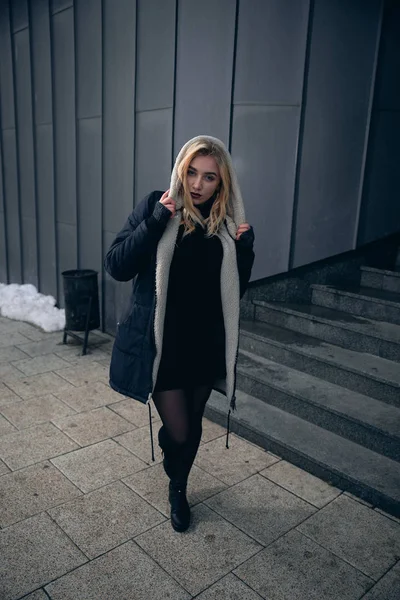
[53,380,122,412]
[45,540,190,600]
[0,412,17,435]
[194,433,279,486]
[0,460,82,527]
[4,372,75,399]
[361,561,400,599]
[124,462,227,517]
[0,362,27,380]
[205,473,316,545]
[11,353,71,376]
[260,459,341,508]
[115,424,162,465]
[1,394,76,429]
[55,363,109,387]
[297,494,400,580]
[109,397,161,428]
[0,345,29,364]
[54,345,111,365]
[201,417,226,443]
[0,332,31,347]
[194,573,263,599]
[375,507,400,525]
[52,406,135,446]
[0,512,87,600]
[135,503,262,596]
[48,480,165,559]
[234,529,373,600]
[0,458,10,475]
[0,421,79,470]
[51,438,147,493]
[0,382,24,408]
[23,590,49,600]
[16,338,72,357]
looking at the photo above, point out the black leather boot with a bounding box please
[169,480,190,532]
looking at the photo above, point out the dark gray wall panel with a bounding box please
[234,0,309,105]
[0,210,7,283]
[173,0,236,153]
[36,123,57,297]
[57,221,77,308]
[31,0,53,126]
[0,1,16,129]
[2,129,22,282]
[231,105,300,280]
[21,216,38,286]
[103,0,135,233]
[77,117,102,271]
[51,0,73,14]
[136,0,175,112]
[75,0,102,119]
[376,0,400,110]
[52,7,77,226]
[358,112,400,244]
[11,0,28,32]
[14,29,36,219]
[135,109,172,203]
[292,0,382,268]
[0,136,7,282]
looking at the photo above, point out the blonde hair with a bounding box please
[177,139,233,237]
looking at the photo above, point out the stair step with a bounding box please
[254,300,400,362]
[240,320,400,407]
[311,284,400,325]
[236,349,400,461]
[361,265,400,293]
[205,389,400,518]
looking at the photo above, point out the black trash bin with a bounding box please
[62,269,100,355]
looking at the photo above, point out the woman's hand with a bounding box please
[159,189,176,218]
[236,223,251,240]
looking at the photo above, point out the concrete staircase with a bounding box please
[206,262,400,517]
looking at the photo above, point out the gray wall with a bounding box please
[0,0,399,332]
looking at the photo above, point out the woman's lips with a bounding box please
[191,192,201,199]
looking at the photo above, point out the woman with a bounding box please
[104,135,255,532]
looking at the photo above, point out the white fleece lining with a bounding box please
[150,135,245,407]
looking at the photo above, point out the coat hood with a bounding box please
[169,135,246,237]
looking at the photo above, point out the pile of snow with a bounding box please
[0,283,65,332]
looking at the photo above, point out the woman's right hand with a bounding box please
[159,189,176,218]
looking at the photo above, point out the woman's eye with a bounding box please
[206,175,215,182]
[188,170,195,176]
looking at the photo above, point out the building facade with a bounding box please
[0,0,399,332]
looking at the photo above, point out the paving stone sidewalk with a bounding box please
[0,315,399,600]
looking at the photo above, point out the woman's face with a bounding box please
[186,155,221,205]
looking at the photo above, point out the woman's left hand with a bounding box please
[236,223,251,240]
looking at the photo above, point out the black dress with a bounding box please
[154,196,226,391]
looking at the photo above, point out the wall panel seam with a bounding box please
[288,0,314,271]
[0,101,10,282]
[171,0,178,168]
[228,0,239,151]
[28,0,41,291]
[49,0,60,302]
[354,0,384,248]
[9,0,24,282]
[73,1,79,269]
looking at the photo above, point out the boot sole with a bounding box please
[171,519,190,533]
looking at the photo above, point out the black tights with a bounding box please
[152,385,212,479]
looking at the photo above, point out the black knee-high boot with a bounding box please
[158,426,191,532]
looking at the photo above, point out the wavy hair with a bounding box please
[177,139,233,237]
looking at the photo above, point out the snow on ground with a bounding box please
[0,283,65,332]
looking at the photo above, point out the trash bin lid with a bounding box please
[62,269,98,278]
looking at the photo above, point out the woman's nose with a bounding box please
[193,177,202,190]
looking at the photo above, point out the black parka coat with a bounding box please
[104,189,255,405]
